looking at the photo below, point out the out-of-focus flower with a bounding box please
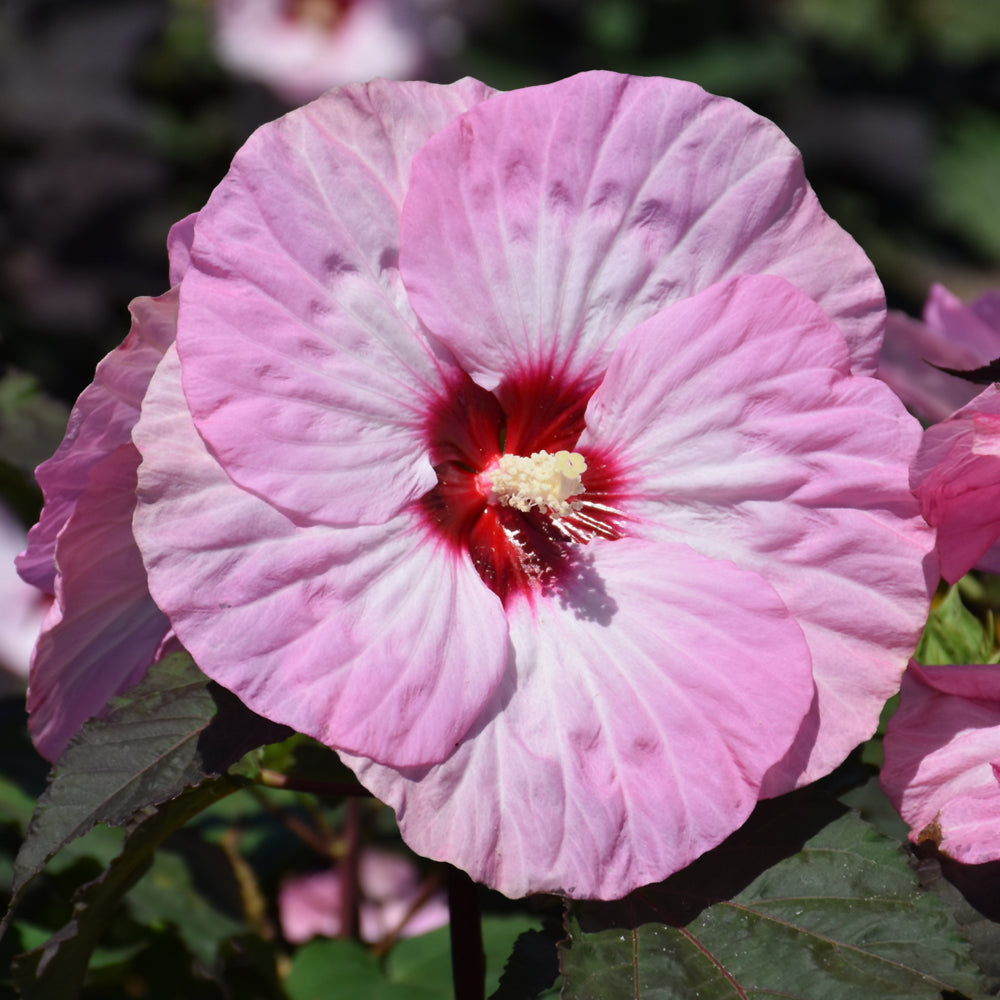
[882,662,1000,864]
[877,283,1000,424]
[910,384,1000,582]
[213,0,451,103]
[279,848,447,943]
[22,73,933,899]
[0,505,50,689]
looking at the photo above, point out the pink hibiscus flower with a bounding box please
[882,662,1000,864]
[910,384,1000,582]
[23,73,933,898]
[213,0,432,103]
[279,849,448,944]
[0,504,50,688]
[877,283,1000,424]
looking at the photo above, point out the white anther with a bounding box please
[487,450,587,516]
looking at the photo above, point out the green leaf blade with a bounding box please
[563,809,990,1000]
[10,653,217,902]
[916,587,996,666]
[7,651,289,916]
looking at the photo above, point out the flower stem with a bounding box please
[447,866,485,1000]
[340,796,362,941]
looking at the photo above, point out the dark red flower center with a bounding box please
[419,366,625,605]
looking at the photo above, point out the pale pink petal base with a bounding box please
[28,444,170,761]
[580,275,934,792]
[345,538,814,900]
[134,347,508,768]
[912,384,1000,583]
[882,662,1000,864]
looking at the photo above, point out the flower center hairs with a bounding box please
[420,368,624,605]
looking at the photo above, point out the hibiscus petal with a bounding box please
[882,663,1000,864]
[911,384,1000,583]
[345,536,814,900]
[923,283,1000,360]
[28,443,171,761]
[134,346,508,768]
[399,70,883,393]
[17,291,178,593]
[580,275,934,791]
[168,212,197,286]
[876,309,983,423]
[969,290,1000,333]
[175,78,495,529]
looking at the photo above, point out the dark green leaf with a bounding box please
[198,681,293,777]
[914,849,1000,984]
[285,939,402,1000]
[562,800,989,1000]
[6,652,288,918]
[389,917,538,999]
[11,777,242,1000]
[489,928,562,1000]
[0,370,69,477]
[285,917,540,1000]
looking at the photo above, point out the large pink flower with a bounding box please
[882,662,1000,864]
[25,74,933,898]
[911,384,1000,582]
[877,283,1000,424]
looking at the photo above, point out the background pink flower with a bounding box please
[882,662,1000,864]
[122,74,932,898]
[213,0,440,103]
[279,849,447,944]
[911,383,1000,582]
[877,283,1000,424]
[0,505,50,691]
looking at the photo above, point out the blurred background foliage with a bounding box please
[1,0,1000,996]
